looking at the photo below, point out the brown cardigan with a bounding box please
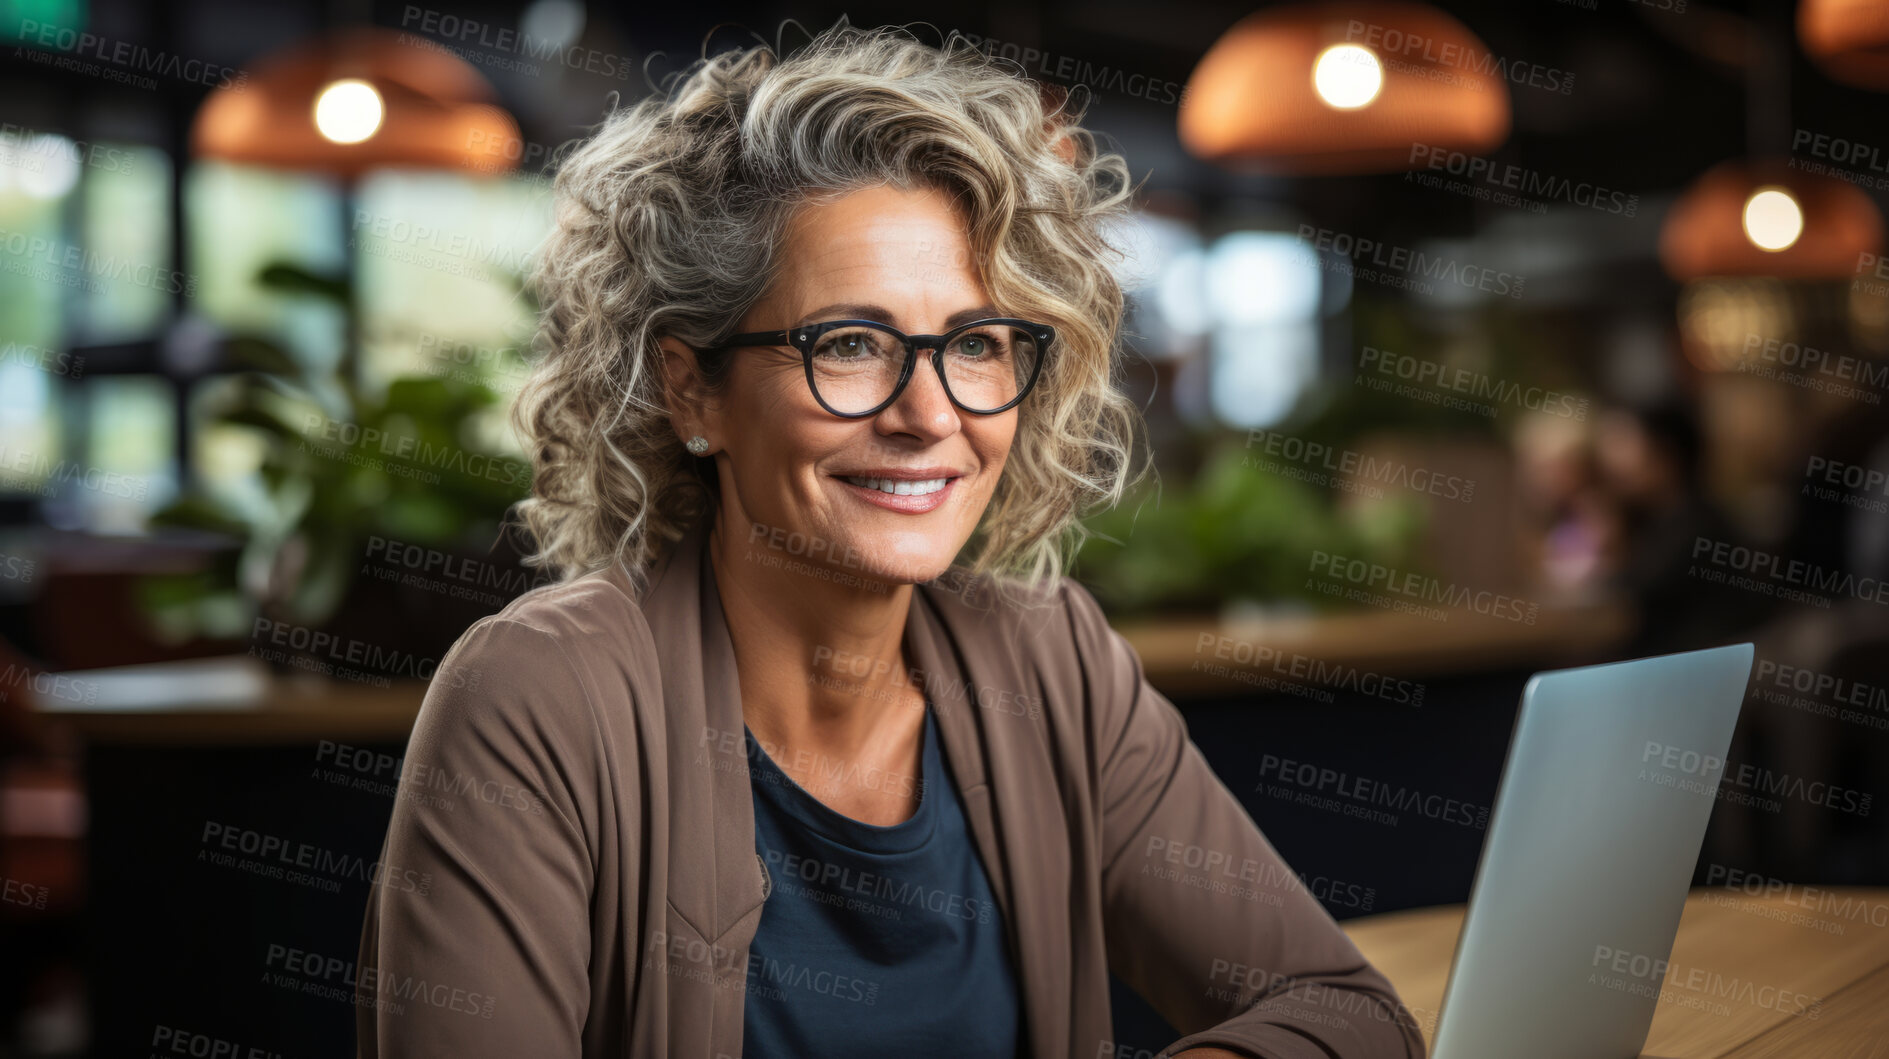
[354,514,1425,1058]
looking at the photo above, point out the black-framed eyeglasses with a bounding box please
[699,317,1054,418]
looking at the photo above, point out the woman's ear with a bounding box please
[657,336,719,445]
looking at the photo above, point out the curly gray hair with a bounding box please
[512,19,1145,597]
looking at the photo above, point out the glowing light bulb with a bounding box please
[313,79,384,145]
[1313,44,1383,109]
[1742,187,1803,252]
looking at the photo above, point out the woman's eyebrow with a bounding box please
[793,303,1003,329]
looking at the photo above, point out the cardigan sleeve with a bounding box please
[355,616,605,1058]
[1065,582,1426,1059]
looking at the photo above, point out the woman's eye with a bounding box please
[818,334,872,357]
[953,332,1005,358]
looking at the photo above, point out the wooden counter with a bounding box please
[33,599,1633,744]
[1118,597,1633,696]
[1343,888,1889,1056]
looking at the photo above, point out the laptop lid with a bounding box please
[1430,642,1755,1059]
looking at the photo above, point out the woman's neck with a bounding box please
[705,510,927,759]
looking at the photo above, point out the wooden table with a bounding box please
[1118,599,1632,696]
[1342,888,1889,1057]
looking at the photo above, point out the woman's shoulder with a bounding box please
[420,565,658,730]
[471,564,655,658]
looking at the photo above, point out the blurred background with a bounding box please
[2,0,1887,1054]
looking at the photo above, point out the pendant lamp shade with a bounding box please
[1179,2,1510,174]
[1799,0,1889,91]
[193,28,521,179]
[1658,159,1882,282]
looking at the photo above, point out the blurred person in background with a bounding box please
[352,22,1423,1059]
[1594,399,1755,657]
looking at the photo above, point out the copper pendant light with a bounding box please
[1659,159,1882,282]
[1799,0,1889,91]
[192,27,521,179]
[1178,1,1511,174]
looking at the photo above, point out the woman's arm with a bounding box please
[355,616,611,1057]
[1064,582,1425,1059]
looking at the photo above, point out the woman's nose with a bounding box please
[877,350,961,439]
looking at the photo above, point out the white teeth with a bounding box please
[843,476,949,496]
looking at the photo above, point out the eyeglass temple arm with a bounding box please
[701,330,793,354]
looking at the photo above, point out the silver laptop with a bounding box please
[1430,642,1755,1059]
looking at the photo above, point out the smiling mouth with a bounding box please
[839,475,955,496]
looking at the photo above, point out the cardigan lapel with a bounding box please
[634,517,768,944]
[908,584,1068,1059]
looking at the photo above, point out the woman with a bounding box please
[355,22,1424,1059]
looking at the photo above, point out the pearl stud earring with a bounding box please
[685,436,710,455]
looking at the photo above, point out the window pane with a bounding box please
[353,170,551,395]
[0,360,61,495]
[77,143,173,343]
[0,139,70,353]
[186,160,346,372]
[77,374,173,531]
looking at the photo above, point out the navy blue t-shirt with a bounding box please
[741,705,1022,1057]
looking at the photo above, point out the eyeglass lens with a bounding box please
[809,324,1041,414]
